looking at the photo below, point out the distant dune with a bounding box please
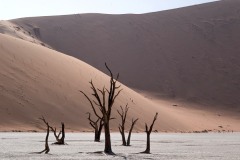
[1,34,239,132]
[0,33,164,131]
[6,0,240,108]
[0,0,240,132]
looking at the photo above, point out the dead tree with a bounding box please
[117,104,138,146]
[141,112,158,154]
[117,105,129,146]
[86,112,104,142]
[38,116,50,154]
[49,122,65,145]
[126,118,139,146]
[80,63,122,155]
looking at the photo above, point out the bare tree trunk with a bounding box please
[126,118,138,146]
[38,117,50,154]
[96,120,104,142]
[59,122,65,144]
[94,126,99,142]
[126,132,132,146]
[104,121,114,155]
[144,133,150,153]
[119,127,126,146]
[117,105,138,147]
[38,126,50,154]
[51,122,65,145]
[44,126,50,154]
[86,112,103,142]
[141,113,158,154]
[80,63,122,155]
[117,105,129,146]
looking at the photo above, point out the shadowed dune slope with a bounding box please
[1,34,240,132]
[8,0,240,108]
[0,33,197,132]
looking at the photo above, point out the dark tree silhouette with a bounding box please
[80,63,122,155]
[86,112,104,142]
[38,116,50,154]
[117,104,129,146]
[141,112,158,154]
[117,104,138,146]
[126,117,138,146]
[49,122,65,145]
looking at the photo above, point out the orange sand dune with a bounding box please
[1,0,240,132]
[7,0,240,108]
[1,34,239,132]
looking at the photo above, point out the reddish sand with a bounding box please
[8,0,240,108]
[0,0,240,132]
[0,34,239,132]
